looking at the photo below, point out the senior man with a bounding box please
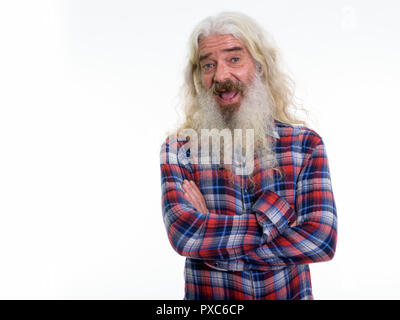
[160,12,337,300]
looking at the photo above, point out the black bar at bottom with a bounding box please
[0,299,394,319]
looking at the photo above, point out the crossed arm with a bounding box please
[182,179,209,214]
[160,135,337,268]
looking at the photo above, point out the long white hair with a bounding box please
[176,11,307,135]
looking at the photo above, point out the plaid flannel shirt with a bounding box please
[160,120,337,300]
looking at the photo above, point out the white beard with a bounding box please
[191,72,277,176]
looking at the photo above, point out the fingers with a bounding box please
[189,181,208,213]
[182,180,200,208]
[182,179,208,213]
[183,181,199,206]
[188,180,203,201]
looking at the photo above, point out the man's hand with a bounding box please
[182,180,209,214]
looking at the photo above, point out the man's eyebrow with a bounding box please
[223,46,243,53]
[199,53,211,62]
[199,47,243,62]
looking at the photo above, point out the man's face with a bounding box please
[198,34,256,110]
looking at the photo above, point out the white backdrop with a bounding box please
[0,0,399,299]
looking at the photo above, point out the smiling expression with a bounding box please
[198,34,256,109]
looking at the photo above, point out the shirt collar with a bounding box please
[267,120,280,139]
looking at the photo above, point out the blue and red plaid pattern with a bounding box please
[160,120,337,300]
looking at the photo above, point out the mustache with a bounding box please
[212,79,244,96]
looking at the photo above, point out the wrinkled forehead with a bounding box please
[198,34,248,58]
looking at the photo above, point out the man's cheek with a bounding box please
[201,76,213,90]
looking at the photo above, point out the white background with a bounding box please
[0,0,399,299]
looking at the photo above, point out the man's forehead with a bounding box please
[198,34,246,56]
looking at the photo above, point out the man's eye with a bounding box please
[231,57,240,63]
[202,63,214,70]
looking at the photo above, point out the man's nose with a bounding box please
[213,62,230,83]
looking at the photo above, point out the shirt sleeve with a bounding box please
[160,136,266,260]
[208,136,338,270]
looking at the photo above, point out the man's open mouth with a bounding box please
[218,90,239,102]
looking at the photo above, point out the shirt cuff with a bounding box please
[252,190,296,243]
